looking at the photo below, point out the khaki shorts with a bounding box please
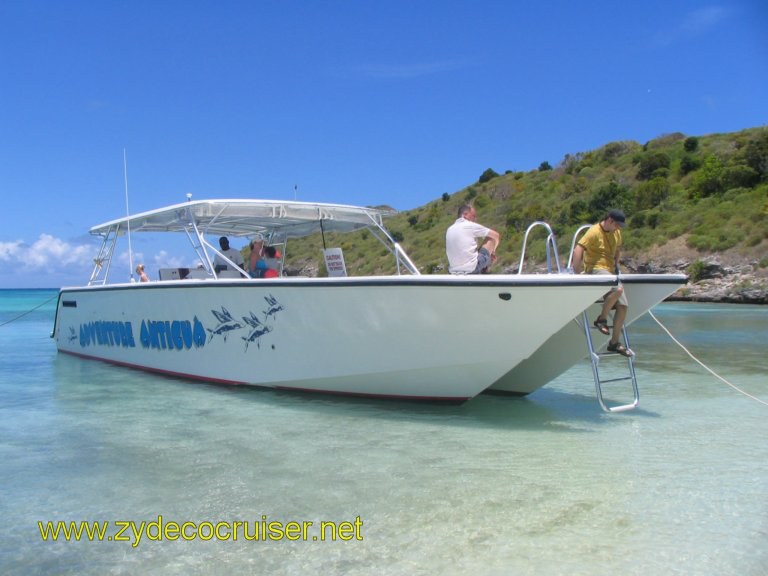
[591,268,629,306]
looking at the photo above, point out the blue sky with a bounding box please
[1,0,766,288]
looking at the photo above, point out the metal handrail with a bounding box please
[567,224,592,270]
[517,221,562,274]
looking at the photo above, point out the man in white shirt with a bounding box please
[445,204,500,274]
[213,236,245,272]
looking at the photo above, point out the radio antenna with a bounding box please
[123,149,135,281]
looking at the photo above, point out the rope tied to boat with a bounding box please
[0,294,58,328]
[648,309,768,408]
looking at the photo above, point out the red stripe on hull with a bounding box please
[58,349,470,403]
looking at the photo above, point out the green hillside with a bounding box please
[283,126,768,276]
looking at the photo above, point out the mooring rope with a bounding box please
[648,309,768,407]
[0,294,58,328]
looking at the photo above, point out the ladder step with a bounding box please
[598,376,634,384]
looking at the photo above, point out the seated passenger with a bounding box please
[251,246,280,278]
[262,246,280,273]
[135,263,150,282]
[248,234,265,276]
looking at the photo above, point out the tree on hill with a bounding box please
[479,168,499,183]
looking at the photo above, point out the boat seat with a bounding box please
[185,269,210,279]
[217,270,243,278]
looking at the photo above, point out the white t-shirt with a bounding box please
[446,217,491,273]
[214,247,244,269]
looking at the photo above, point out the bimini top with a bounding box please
[89,199,397,239]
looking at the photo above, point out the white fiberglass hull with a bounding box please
[52,275,618,401]
[486,274,688,395]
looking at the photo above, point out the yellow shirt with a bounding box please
[578,222,621,273]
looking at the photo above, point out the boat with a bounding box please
[51,198,687,404]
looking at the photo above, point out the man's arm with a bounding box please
[571,244,585,273]
[483,229,500,260]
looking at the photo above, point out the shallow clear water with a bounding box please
[1,290,766,575]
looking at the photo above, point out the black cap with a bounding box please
[608,209,626,225]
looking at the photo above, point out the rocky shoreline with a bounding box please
[625,257,768,304]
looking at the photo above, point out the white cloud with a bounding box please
[1,234,97,271]
[116,250,145,268]
[1,233,210,287]
[0,240,24,261]
[153,250,187,269]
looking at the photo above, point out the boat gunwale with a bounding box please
[57,272,687,294]
[56,274,631,292]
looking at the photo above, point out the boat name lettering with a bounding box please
[139,317,207,350]
[79,321,136,348]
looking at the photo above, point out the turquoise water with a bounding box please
[1,290,766,575]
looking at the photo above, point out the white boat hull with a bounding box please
[52,275,621,401]
[486,274,688,395]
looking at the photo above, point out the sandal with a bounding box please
[607,341,634,357]
[593,317,610,335]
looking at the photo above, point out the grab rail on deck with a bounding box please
[517,221,562,274]
[566,224,592,271]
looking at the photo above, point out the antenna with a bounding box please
[123,149,135,282]
[294,184,298,201]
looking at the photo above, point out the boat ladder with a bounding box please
[581,311,639,412]
[521,221,641,413]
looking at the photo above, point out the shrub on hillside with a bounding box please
[602,141,631,161]
[691,155,724,198]
[679,155,701,175]
[687,260,706,282]
[587,181,631,220]
[568,199,590,225]
[635,177,670,211]
[723,164,760,189]
[684,137,699,152]
[687,227,744,251]
[744,131,768,179]
[636,152,671,180]
[473,194,490,209]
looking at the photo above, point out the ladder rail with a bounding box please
[581,311,639,412]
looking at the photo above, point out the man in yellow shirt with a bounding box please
[571,209,632,357]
